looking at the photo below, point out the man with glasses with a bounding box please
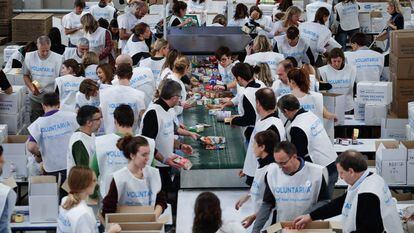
[252,141,329,232]
[67,105,102,175]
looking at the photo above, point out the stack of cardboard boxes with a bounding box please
[0,0,12,41]
[390,30,414,118]
[0,85,27,134]
[12,13,53,42]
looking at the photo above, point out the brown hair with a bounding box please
[173,55,190,75]
[249,6,263,18]
[212,14,227,26]
[162,49,181,70]
[313,7,330,25]
[81,13,99,34]
[82,51,99,66]
[192,192,222,233]
[233,3,248,20]
[62,166,94,210]
[79,79,99,100]
[62,59,85,77]
[282,6,302,27]
[255,130,279,156]
[133,22,149,38]
[116,63,133,80]
[116,135,149,160]
[279,59,294,73]
[328,48,345,69]
[253,35,272,53]
[97,63,114,84]
[287,68,310,93]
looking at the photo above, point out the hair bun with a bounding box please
[116,134,134,152]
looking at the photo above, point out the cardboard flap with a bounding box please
[106,213,157,223]
[29,175,56,184]
[375,141,399,150]
[1,177,17,188]
[401,141,414,149]
[266,221,342,233]
[5,135,29,143]
[118,222,164,231]
[321,92,343,97]
[157,215,170,224]
[117,205,154,213]
[370,11,382,18]
[266,222,283,232]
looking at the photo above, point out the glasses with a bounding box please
[275,156,292,166]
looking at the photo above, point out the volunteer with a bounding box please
[230,63,265,144]
[247,6,272,34]
[0,70,12,94]
[112,55,155,107]
[188,0,208,13]
[378,0,404,50]
[193,192,245,233]
[49,27,66,55]
[159,49,180,83]
[169,0,193,27]
[4,41,37,70]
[122,23,151,64]
[67,106,101,175]
[100,63,146,134]
[236,130,279,229]
[96,63,114,86]
[57,166,121,233]
[299,7,331,60]
[62,37,90,63]
[55,59,85,112]
[242,88,285,185]
[275,0,292,13]
[269,6,301,38]
[345,32,384,83]
[305,0,332,26]
[211,14,227,27]
[90,0,117,23]
[81,13,114,64]
[244,35,285,79]
[27,92,79,194]
[23,36,63,122]
[319,48,356,113]
[76,79,100,110]
[277,94,338,198]
[252,63,273,87]
[294,150,404,233]
[83,51,100,81]
[118,1,148,51]
[91,104,154,197]
[213,46,239,93]
[166,55,192,116]
[62,0,86,47]
[252,141,329,232]
[271,59,293,98]
[273,26,315,67]
[227,3,249,27]
[102,135,167,217]
[139,39,169,87]
[140,79,193,192]
[334,0,360,49]
[0,146,17,233]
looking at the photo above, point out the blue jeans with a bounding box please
[335,27,360,50]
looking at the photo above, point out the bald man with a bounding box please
[115,54,133,67]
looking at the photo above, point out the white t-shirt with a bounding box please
[122,36,149,58]
[345,48,384,83]
[118,12,140,50]
[99,85,146,134]
[299,21,332,59]
[23,51,63,102]
[187,0,208,12]
[216,222,246,233]
[274,35,312,66]
[62,47,83,63]
[271,79,291,98]
[334,1,360,31]
[57,197,98,233]
[139,57,165,87]
[306,1,332,25]
[227,18,248,27]
[159,67,172,84]
[90,4,116,22]
[244,51,285,79]
[166,73,187,116]
[319,63,356,111]
[62,11,85,46]
[268,21,285,38]
[75,92,100,109]
[84,65,99,82]
[55,75,85,112]
[84,27,107,62]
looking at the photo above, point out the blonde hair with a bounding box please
[82,51,99,66]
[62,166,94,210]
[81,13,99,34]
[173,55,190,75]
[151,38,169,57]
[388,0,403,14]
[254,63,273,87]
[282,6,302,27]
[252,35,272,53]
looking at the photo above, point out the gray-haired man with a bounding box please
[23,35,63,122]
[62,37,89,63]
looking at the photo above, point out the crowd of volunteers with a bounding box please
[0,0,407,232]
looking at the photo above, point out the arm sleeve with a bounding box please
[310,192,346,220]
[171,18,181,27]
[90,153,100,177]
[394,14,404,30]
[231,96,256,126]
[317,175,330,202]
[155,191,168,212]
[266,125,281,142]
[253,174,275,232]
[141,110,158,140]
[102,179,119,216]
[0,70,11,91]
[99,30,113,60]
[72,141,90,167]
[289,127,309,159]
[306,47,316,66]
[273,41,280,53]
[354,193,384,233]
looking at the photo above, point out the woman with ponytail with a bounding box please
[252,63,273,87]
[55,59,85,112]
[102,135,166,218]
[58,166,121,233]
[192,192,244,233]
[139,39,170,87]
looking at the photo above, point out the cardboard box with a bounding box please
[381,118,408,140]
[0,124,8,143]
[3,45,22,64]
[5,69,25,86]
[29,176,59,223]
[0,108,24,134]
[12,13,53,42]
[0,85,26,114]
[392,98,413,118]
[392,76,414,101]
[1,135,28,178]
[365,103,387,125]
[354,98,365,120]
[376,141,407,184]
[357,81,392,104]
[358,12,371,33]
[323,93,345,125]
[401,141,414,184]
[266,221,342,233]
[391,30,414,58]
[389,54,414,79]
[375,141,407,161]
